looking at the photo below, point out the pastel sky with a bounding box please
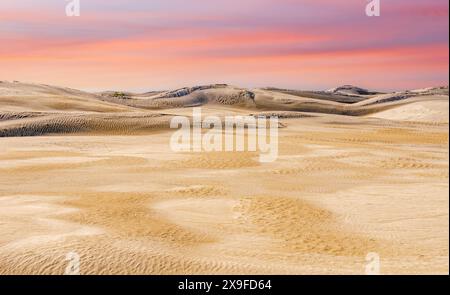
[0,0,448,91]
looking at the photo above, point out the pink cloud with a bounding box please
[0,0,448,90]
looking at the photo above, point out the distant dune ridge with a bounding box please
[0,81,448,137]
[326,85,381,96]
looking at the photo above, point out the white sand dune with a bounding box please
[0,81,134,113]
[368,99,449,123]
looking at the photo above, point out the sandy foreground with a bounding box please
[0,83,448,274]
[0,114,448,274]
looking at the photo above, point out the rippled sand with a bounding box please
[0,113,448,274]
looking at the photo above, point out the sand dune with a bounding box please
[97,83,448,116]
[0,81,134,113]
[2,82,448,115]
[253,88,449,116]
[369,100,449,123]
[261,87,370,104]
[0,112,175,137]
[98,84,256,109]
[1,83,447,138]
[326,85,380,96]
[0,82,448,274]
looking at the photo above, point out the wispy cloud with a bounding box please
[0,0,448,91]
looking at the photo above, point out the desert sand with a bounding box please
[0,81,448,274]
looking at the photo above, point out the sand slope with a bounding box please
[0,81,134,113]
[368,99,449,123]
[1,83,448,137]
